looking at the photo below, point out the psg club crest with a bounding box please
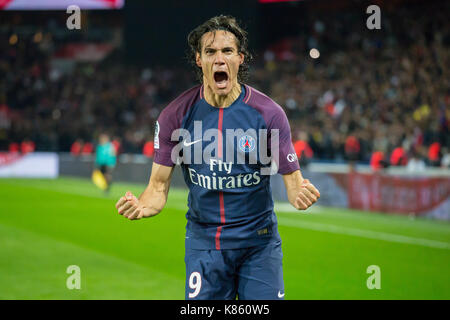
[239,135,256,153]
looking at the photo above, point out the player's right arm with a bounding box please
[116,87,197,220]
[115,162,174,220]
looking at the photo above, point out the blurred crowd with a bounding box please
[0,34,192,154]
[251,2,449,169]
[0,2,449,169]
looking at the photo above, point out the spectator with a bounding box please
[81,142,94,155]
[406,149,426,172]
[390,147,408,166]
[20,140,35,154]
[370,151,389,171]
[143,140,155,158]
[428,142,442,167]
[112,138,122,155]
[344,135,360,162]
[70,139,83,156]
[441,147,450,168]
[293,131,313,168]
[8,143,19,153]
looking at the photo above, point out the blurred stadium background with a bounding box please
[0,0,449,299]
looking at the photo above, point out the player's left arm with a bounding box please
[282,170,320,210]
[268,103,320,210]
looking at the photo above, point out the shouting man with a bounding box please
[115,15,320,300]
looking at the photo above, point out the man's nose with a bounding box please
[214,51,226,65]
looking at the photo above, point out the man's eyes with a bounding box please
[205,49,234,55]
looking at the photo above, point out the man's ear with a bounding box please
[239,52,244,65]
[196,52,202,68]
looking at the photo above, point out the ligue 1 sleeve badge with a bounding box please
[154,121,160,149]
[239,135,256,153]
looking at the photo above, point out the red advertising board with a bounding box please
[348,172,450,216]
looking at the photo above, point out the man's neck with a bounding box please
[203,81,242,108]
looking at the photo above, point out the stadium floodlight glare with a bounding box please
[309,48,320,59]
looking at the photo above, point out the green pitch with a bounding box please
[0,177,449,300]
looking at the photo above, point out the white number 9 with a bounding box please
[188,271,202,298]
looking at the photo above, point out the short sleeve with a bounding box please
[153,109,178,167]
[152,85,201,167]
[269,108,300,175]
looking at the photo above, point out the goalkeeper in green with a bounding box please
[95,133,117,193]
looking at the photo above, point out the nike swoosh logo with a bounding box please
[183,139,202,147]
[278,291,285,298]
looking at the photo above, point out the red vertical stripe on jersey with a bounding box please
[217,108,223,158]
[215,108,225,250]
[215,192,225,250]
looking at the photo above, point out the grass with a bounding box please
[0,177,449,299]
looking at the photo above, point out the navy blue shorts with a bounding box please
[184,240,284,300]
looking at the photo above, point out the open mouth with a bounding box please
[213,71,229,89]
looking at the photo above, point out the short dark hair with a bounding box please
[187,15,253,83]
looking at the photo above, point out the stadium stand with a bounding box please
[0,0,448,169]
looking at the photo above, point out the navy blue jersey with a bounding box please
[154,84,299,249]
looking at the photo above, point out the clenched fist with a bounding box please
[115,191,152,220]
[294,179,320,210]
